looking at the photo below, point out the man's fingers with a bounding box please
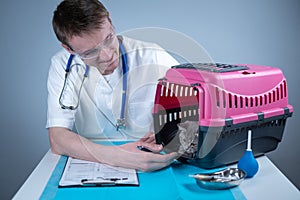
[136,143,163,153]
[139,132,156,143]
[138,152,179,172]
[149,152,179,163]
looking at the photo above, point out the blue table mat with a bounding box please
[40,143,246,200]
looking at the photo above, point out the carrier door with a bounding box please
[153,81,202,158]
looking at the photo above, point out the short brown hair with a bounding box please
[52,0,110,46]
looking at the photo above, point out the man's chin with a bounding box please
[98,60,119,75]
[102,70,114,75]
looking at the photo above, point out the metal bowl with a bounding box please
[191,168,246,190]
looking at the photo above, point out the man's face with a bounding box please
[67,19,119,75]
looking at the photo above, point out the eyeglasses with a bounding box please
[75,32,117,60]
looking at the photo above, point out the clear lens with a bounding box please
[79,33,116,60]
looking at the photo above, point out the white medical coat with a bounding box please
[46,36,178,139]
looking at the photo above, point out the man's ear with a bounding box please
[62,43,74,54]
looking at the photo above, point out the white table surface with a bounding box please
[13,150,300,200]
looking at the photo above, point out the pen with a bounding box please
[81,177,128,186]
[81,177,128,182]
[106,178,128,181]
[136,145,153,152]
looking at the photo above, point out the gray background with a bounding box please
[1,0,299,199]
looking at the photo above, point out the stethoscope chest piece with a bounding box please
[116,118,126,131]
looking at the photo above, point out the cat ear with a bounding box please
[178,125,187,132]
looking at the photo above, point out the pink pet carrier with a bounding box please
[153,63,293,169]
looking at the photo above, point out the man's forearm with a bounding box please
[48,127,112,164]
[48,127,179,171]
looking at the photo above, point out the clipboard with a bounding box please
[58,157,139,187]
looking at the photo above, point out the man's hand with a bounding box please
[113,141,179,172]
[136,131,162,153]
[103,131,178,172]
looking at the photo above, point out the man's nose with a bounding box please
[99,47,113,62]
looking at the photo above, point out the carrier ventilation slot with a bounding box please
[215,80,287,108]
[160,82,198,97]
[171,63,249,73]
[219,118,285,139]
[157,106,198,127]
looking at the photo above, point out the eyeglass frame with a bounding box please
[69,29,117,60]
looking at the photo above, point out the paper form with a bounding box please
[59,157,139,187]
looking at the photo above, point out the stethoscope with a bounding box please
[59,41,128,130]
